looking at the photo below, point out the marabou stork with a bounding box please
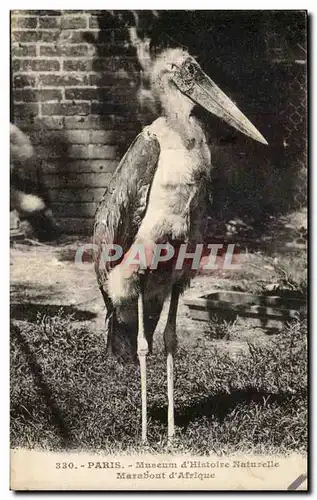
[93,48,267,442]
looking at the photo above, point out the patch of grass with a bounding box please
[10,310,307,455]
[204,316,239,341]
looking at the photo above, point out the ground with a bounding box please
[10,232,307,455]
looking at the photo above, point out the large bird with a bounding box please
[93,48,267,442]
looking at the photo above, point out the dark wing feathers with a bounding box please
[93,129,160,288]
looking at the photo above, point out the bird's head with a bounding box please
[150,49,268,145]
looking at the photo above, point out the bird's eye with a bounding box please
[187,63,196,75]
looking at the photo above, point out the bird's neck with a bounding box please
[163,90,206,149]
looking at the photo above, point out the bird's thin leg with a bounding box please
[137,271,148,442]
[163,285,180,441]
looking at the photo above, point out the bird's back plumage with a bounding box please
[93,128,162,359]
[93,128,161,285]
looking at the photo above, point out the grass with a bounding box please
[204,316,239,340]
[10,309,307,455]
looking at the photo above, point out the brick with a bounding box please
[88,15,99,29]
[62,10,86,14]
[91,34,114,49]
[89,72,136,87]
[99,86,137,100]
[85,10,103,14]
[90,29,129,45]
[34,10,61,16]
[35,145,63,159]
[15,88,63,102]
[11,10,28,16]
[11,59,20,72]
[11,30,38,43]
[39,44,89,57]
[74,86,136,106]
[38,89,62,102]
[64,115,103,129]
[11,16,38,29]
[13,59,60,72]
[46,187,105,203]
[93,57,114,72]
[64,114,139,131]
[43,160,118,173]
[44,172,112,188]
[59,29,99,44]
[65,130,90,144]
[92,44,119,59]
[111,119,140,131]
[52,202,98,218]
[38,44,61,57]
[88,130,118,145]
[65,129,116,144]
[13,74,37,88]
[38,16,61,28]
[113,29,132,43]
[29,130,67,146]
[41,102,90,116]
[91,57,137,73]
[91,101,127,116]
[63,59,92,72]
[14,103,39,120]
[95,42,135,58]
[14,115,64,131]
[34,116,65,130]
[69,144,118,160]
[68,145,90,159]
[38,73,89,87]
[38,30,61,42]
[113,57,138,73]
[11,43,37,57]
[53,217,93,235]
[40,116,65,129]
[61,15,88,30]
[12,89,22,101]
[65,88,100,101]
[31,138,69,157]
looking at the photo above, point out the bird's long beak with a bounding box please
[173,62,268,145]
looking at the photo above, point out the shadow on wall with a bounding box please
[150,11,307,224]
[30,129,71,201]
[85,10,306,235]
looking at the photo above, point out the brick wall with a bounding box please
[11,10,145,234]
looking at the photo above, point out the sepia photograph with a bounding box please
[10,9,308,490]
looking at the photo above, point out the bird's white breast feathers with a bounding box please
[137,117,210,241]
